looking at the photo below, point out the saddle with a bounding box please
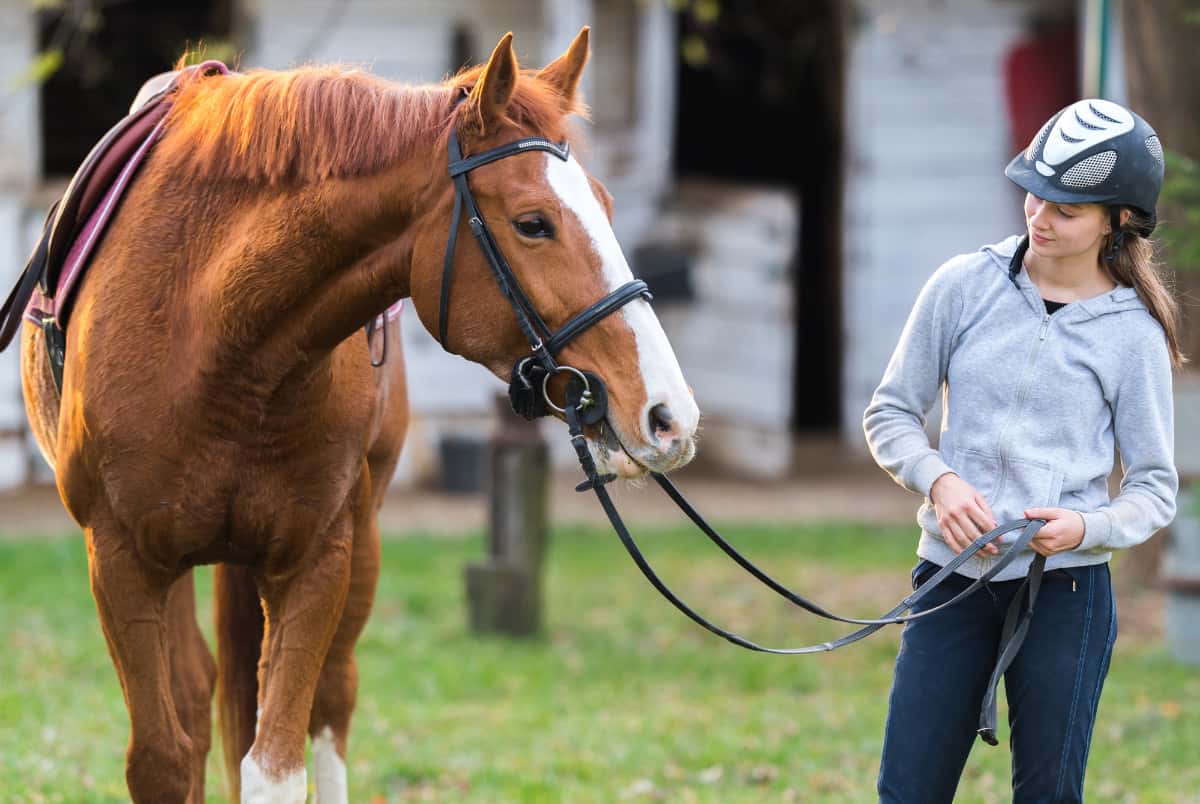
[0,58,400,391]
[0,61,231,387]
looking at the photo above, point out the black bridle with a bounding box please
[439,126,652,427]
[439,121,1046,746]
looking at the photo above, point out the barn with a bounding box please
[0,0,1119,490]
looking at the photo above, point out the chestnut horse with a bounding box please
[19,28,698,802]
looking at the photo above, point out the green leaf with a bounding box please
[1158,150,1200,273]
[9,49,63,90]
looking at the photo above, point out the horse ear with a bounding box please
[467,32,518,134]
[538,26,589,111]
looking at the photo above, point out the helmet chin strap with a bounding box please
[1104,207,1127,264]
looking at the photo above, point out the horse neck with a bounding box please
[188,153,437,405]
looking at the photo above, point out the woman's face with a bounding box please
[1023,193,1110,260]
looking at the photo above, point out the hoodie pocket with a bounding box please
[953,447,1000,503]
[919,447,999,536]
[954,448,1064,542]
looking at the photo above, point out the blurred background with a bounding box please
[0,1,1198,800]
[1,0,1197,487]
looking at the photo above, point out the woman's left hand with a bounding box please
[1023,507,1085,556]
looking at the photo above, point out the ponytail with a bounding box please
[1102,209,1187,368]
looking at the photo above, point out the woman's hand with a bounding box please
[1023,507,1085,556]
[930,472,999,555]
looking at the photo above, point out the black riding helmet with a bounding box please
[1005,99,1164,236]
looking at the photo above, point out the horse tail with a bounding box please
[214,563,262,798]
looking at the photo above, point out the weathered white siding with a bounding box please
[0,2,40,487]
[842,0,1026,449]
[653,181,797,478]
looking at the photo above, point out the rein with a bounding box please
[564,395,1045,744]
[438,118,1049,747]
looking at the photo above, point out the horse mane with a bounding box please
[160,62,584,185]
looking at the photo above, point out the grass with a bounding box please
[0,522,1197,802]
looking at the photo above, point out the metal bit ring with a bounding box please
[541,365,591,414]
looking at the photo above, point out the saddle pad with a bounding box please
[0,61,227,342]
[25,111,170,327]
[2,58,405,366]
[32,61,232,327]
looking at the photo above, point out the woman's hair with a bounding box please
[1102,209,1187,368]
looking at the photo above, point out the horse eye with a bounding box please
[513,216,554,239]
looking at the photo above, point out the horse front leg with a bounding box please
[87,523,194,803]
[309,517,382,803]
[242,509,354,803]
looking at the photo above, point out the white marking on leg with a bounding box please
[312,726,348,804]
[544,155,700,441]
[240,752,306,804]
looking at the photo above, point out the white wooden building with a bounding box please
[0,0,1125,490]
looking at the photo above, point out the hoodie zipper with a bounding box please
[983,310,1052,574]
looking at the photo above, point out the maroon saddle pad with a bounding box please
[0,60,230,352]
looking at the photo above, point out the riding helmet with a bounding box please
[1005,98,1164,236]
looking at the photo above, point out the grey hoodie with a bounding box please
[864,235,1177,581]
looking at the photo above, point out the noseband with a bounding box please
[438,125,651,426]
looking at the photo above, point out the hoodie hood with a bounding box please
[980,234,1148,320]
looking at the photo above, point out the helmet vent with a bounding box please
[1026,120,1053,161]
[1060,150,1118,187]
[1145,135,1164,165]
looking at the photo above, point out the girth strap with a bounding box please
[0,203,56,352]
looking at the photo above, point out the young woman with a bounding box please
[864,99,1183,803]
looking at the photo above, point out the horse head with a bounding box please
[406,29,699,477]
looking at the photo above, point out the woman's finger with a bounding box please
[975,495,998,529]
[952,512,980,553]
[966,504,999,554]
[943,520,965,554]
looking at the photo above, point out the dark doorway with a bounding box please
[674,1,845,433]
[37,0,233,178]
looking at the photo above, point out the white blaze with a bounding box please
[543,154,699,440]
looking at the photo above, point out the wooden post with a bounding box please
[464,394,549,636]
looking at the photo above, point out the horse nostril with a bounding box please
[648,404,675,441]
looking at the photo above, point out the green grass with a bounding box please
[0,523,1196,802]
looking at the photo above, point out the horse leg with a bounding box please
[309,517,381,803]
[242,509,355,803]
[214,563,265,801]
[166,570,217,801]
[87,524,194,803]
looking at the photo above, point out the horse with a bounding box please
[18,28,699,802]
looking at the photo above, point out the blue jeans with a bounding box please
[877,560,1116,803]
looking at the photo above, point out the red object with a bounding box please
[1002,24,1079,156]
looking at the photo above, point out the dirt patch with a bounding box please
[0,456,919,539]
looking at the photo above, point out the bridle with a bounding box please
[437,115,1047,746]
[438,121,652,431]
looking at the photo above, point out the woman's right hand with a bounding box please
[930,472,999,555]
